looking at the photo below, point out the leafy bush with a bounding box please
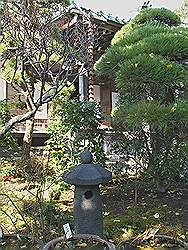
[0,159,17,177]
[47,98,105,177]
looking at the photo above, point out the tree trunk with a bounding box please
[23,117,34,156]
[0,110,36,139]
[150,128,168,193]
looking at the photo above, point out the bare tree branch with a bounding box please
[0,1,91,138]
[0,109,38,139]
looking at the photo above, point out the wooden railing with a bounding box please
[15,119,48,133]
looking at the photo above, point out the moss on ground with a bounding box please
[0,176,188,246]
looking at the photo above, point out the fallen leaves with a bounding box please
[153,213,160,219]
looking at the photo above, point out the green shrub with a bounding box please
[47,99,105,175]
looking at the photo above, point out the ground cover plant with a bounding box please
[0,162,74,243]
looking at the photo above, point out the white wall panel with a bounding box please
[112,92,119,110]
[0,77,6,100]
[93,85,100,103]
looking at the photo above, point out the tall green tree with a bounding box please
[95,7,188,191]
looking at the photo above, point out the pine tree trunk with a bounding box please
[150,129,168,193]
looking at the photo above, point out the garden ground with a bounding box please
[0,176,188,246]
[102,179,188,243]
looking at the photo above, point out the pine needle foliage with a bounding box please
[95,7,188,189]
[133,7,181,26]
[116,54,187,101]
[114,101,188,129]
[95,26,188,78]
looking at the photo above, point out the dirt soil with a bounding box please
[102,182,188,232]
[0,177,188,244]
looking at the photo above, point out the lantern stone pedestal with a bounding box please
[63,150,112,237]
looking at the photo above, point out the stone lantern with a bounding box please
[63,150,112,237]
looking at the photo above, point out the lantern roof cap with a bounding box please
[63,150,112,185]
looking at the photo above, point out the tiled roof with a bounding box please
[70,3,126,25]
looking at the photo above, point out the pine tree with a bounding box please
[95,7,188,191]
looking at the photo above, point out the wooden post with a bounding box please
[86,11,95,101]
